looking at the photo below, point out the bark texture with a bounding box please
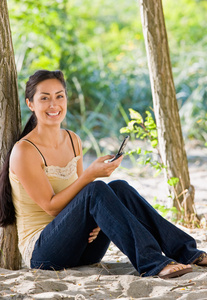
[140,0,195,217]
[0,0,22,269]
[0,225,21,270]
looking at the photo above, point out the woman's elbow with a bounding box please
[46,208,60,217]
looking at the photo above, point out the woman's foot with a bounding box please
[193,253,207,266]
[158,262,192,279]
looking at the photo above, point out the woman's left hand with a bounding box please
[88,226,101,243]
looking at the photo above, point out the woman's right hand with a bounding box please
[84,154,123,181]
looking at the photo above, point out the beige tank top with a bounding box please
[9,134,80,268]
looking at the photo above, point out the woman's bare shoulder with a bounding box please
[66,130,82,155]
[10,139,44,174]
[66,129,81,140]
[11,139,32,158]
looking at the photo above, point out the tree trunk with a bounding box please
[0,0,22,269]
[139,0,196,219]
[0,226,21,270]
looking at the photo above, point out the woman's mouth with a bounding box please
[46,111,60,117]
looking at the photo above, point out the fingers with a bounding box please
[88,226,101,243]
[90,226,101,236]
[98,155,114,162]
[98,154,123,163]
[87,154,123,180]
[110,154,124,164]
[102,154,124,166]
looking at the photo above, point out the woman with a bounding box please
[0,70,206,278]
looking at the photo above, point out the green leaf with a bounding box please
[144,150,152,155]
[171,207,179,214]
[136,147,142,154]
[120,127,130,133]
[150,130,158,138]
[167,177,179,186]
[152,204,169,217]
[154,169,162,177]
[120,120,137,133]
[129,108,143,124]
[145,157,151,163]
[151,139,158,148]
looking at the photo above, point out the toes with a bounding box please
[158,263,191,277]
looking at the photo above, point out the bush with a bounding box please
[8,0,207,145]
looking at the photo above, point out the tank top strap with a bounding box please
[21,139,47,166]
[65,130,77,157]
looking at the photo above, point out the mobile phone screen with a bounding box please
[110,135,129,161]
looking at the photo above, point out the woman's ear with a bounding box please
[26,98,34,111]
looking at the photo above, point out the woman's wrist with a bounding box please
[80,168,96,184]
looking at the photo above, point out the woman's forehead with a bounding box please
[35,79,65,94]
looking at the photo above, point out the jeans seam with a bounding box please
[146,258,173,277]
[186,251,206,264]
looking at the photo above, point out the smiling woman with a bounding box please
[26,78,67,126]
[23,71,67,129]
[0,69,206,279]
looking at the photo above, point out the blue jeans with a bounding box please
[31,180,203,277]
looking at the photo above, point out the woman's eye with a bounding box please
[41,97,49,101]
[57,95,64,99]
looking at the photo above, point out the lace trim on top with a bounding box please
[44,156,80,179]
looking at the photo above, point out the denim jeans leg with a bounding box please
[78,231,110,266]
[31,180,169,275]
[31,180,202,277]
[108,180,203,265]
[31,184,110,270]
[87,181,175,277]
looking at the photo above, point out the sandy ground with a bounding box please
[0,143,207,299]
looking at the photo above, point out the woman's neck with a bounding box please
[32,125,64,149]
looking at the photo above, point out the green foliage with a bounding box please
[121,108,166,176]
[152,202,178,220]
[7,0,207,144]
[121,108,202,222]
[121,108,158,147]
[8,0,150,143]
[121,108,180,185]
[163,0,207,47]
[163,0,207,142]
[167,177,180,187]
[174,50,207,142]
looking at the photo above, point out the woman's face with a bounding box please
[27,78,67,127]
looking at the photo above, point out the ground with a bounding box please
[0,141,207,299]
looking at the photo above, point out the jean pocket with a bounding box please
[30,260,63,271]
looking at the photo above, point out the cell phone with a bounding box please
[110,135,129,162]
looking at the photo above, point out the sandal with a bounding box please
[158,262,193,279]
[193,252,207,266]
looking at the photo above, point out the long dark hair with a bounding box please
[0,70,67,227]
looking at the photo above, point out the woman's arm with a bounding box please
[10,138,122,217]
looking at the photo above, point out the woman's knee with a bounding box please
[86,180,110,197]
[82,180,106,193]
[89,180,128,193]
[108,180,129,191]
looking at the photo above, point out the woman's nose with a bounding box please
[49,98,56,108]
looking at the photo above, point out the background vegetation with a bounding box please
[8,0,207,149]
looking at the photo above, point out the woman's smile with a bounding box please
[46,111,61,117]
